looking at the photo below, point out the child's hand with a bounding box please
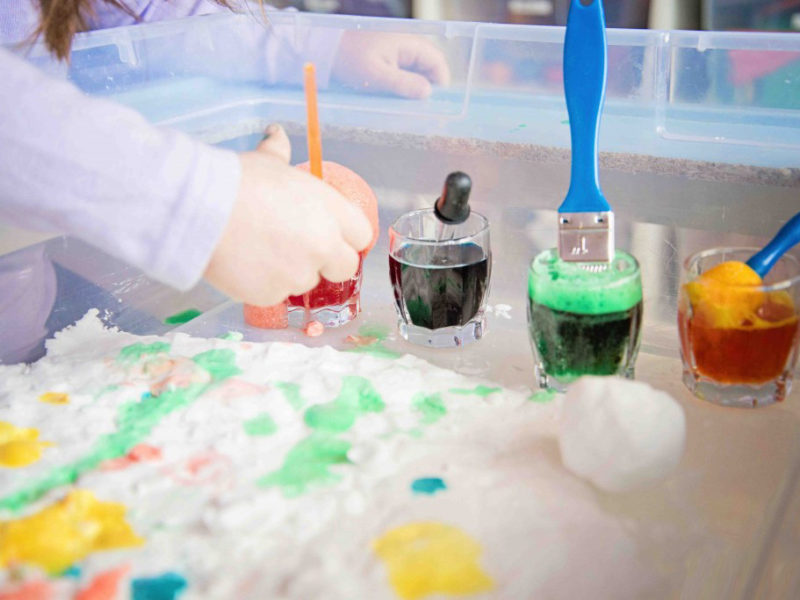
[203,125,372,306]
[332,31,451,99]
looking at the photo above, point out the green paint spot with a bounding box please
[258,433,351,497]
[93,384,119,401]
[411,477,447,495]
[407,428,424,439]
[0,350,239,513]
[449,385,501,397]
[131,572,187,600]
[528,389,557,403]
[347,323,402,359]
[117,342,170,363]
[276,381,305,411]
[304,376,385,433]
[358,323,391,340]
[413,392,446,425]
[219,331,244,341]
[561,119,570,124]
[192,348,241,380]
[349,343,402,360]
[164,308,202,325]
[243,413,277,436]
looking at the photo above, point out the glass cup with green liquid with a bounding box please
[527,248,643,391]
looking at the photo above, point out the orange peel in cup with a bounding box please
[685,260,797,329]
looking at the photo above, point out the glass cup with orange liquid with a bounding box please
[678,247,800,407]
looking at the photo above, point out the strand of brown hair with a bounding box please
[34,0,237,61]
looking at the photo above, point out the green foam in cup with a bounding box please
[528,249,642,315]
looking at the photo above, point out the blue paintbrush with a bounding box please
[558,0,613,263]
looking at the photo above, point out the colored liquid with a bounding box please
[679,306,799,384]
[288,254,363,308]
[389,243,490,330]
[527,301,643,379]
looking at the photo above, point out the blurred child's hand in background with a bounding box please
[332,31,451,99]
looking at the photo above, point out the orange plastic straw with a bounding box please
[303,62,323,179]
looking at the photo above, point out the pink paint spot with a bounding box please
[0,581,51,600]
[345,335,377,347]
[149,359,210,396]
[204,379,268,403]
[101,444,162,471]
[76,565,129,600]
[166,450,234,491]
[303,321,324,337]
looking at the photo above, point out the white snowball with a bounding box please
[558,376,686,493]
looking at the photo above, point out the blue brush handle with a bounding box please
[747,212,800,278]
[559,0,610,214]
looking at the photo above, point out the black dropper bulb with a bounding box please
[434,172,472,225]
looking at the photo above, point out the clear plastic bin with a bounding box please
[2,10,800,598]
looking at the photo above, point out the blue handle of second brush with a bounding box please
[560,0,610,214]
[747,213,800,278]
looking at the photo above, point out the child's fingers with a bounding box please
[404,40,451,86]
[319,242,360,283]
[256,124,291,163]
[326,196,373,252]
[370,64,433,99]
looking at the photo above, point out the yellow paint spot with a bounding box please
[0,490,144,574]
[373,522,493,600]
[38,392,70,405]
[0,422,52,468]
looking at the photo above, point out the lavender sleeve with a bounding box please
[0,48,241,291]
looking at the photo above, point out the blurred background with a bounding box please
[269,0,800,31]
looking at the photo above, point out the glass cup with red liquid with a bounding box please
[678,247,800,407]
[286,252,365,327]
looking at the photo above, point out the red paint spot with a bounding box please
[76,565,130,600]
[0,581,51,600]
[100,444,162,471]
[303,321,325,337]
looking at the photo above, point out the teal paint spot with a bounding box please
[141,391,152,400]
[0,351,240,513]
[164,309,202,325]
[510,123,528,132]
[413,392,446,425]
[131,572,187,600]
[219,331,243,341]
[528,389,557,403]
[258,433,351,497]
[61,565,81,578]
[561,119,570,124]
[192,349,241,380]
[117,342,170,363]
[411,477,447,495]
[276,381,305,411]
[304,376,385,433]
[449,385,501,397]
[243,413,277,436]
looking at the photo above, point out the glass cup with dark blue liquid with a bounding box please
[389,208,491,347]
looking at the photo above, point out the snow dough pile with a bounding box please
[559,377,686,493]
[0,311,683,599]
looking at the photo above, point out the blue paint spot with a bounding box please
[131,572,187,600]
[411,477,447,495]
[61,565,81,578]
[141,391,152,400]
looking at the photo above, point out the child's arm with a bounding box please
[0,48,370,304]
